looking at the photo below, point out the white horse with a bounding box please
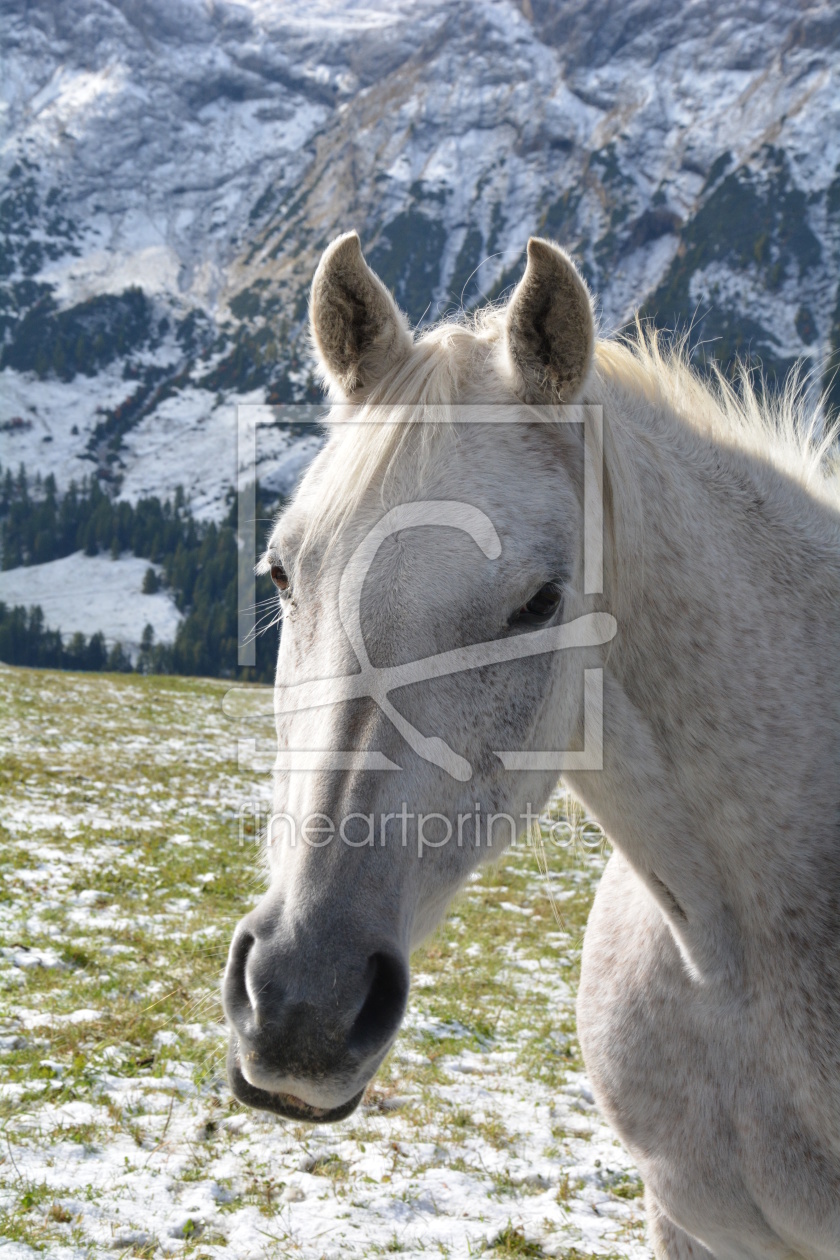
[223,231,840,1259]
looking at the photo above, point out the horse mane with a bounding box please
[594,323,840,510]
[289,308,840,570]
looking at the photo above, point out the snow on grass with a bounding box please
[0,552,180,655]
[0,664,649,1258]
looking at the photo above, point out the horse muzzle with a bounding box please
[222,912,409,1121]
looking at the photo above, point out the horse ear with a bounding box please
[310,231,413,400]
[505,237,595,403]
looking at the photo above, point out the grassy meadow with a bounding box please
[0,664,647,1258]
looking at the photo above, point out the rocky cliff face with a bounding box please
[2,0,838,514]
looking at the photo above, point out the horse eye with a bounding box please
[270,562,289,592]
[512,582,563,625]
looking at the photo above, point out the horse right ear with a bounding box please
[310,231,413,400]
[505,237,595,404]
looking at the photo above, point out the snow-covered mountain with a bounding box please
[2,0,839,520]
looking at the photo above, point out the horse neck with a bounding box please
[568,380,840,978]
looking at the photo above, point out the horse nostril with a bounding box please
[224,929,256,1019]
[348,951,409,1056]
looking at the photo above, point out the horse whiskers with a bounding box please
[241,608,284,648]
[241,596,280,614]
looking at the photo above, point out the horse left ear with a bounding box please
[310,231,413,400]
[505,237,595,403]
